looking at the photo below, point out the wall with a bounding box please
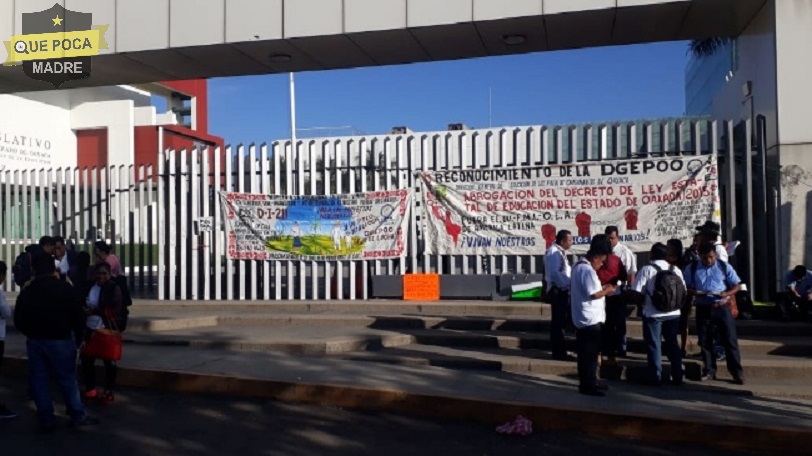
[0,93,76,172]
[71,99,135,167]
[76,129,108,168]
[160,79,209,133]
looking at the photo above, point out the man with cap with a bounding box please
[695,221,728,262]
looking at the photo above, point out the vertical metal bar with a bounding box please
[324,140,334,301]
[11,171,20,291]
[348,139,357,300]
[225,147,235,299]
[308,141,318,300]
[138,165,147,293]
[190,150,200,300]
[260,144,270,300]
[359,137,369,299]
[408,136,419,277]
[213,148,223,300]
[272,142,282,300]
[421,135,431,274]
[2,171,10,291]
[249,144,259,300]
[235,145,245,300]
[167,152,177,300]
[147,165,155,297]
[286,141,295,300]
[725,121,736,247]
[744,119,755,296]
[397,135,407,276]
[298,140,307,301]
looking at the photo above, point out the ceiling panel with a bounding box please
[288,35,377,70]
[410,23,487,61]
[231,39,324,73]
[475,16,547,56]
[64,53,176,88]
[349,29,429,65]
[544,9,616,51]
[678,0,768,40]
[612,2,691,45]
[175,45,275,77]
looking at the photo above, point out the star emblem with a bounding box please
[52,15,63,26]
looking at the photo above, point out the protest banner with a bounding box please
[219,189,412,261]
[419,156,721,255]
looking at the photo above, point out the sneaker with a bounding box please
[700,372,716,382]
[69,415,100,428]
[0,405,17,420]
[732,374,746,385]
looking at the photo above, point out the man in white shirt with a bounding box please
[571,234,617,396]
[605,226,637,356]
[630,243,685,386]
[544,230,574,361]
[696,221,728,262]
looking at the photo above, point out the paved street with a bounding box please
[0,380,756,456]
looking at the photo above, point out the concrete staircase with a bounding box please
[105,300,812,399]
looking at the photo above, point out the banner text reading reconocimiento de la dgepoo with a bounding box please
[420,156,721,255]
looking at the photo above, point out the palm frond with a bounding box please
[688,38,731,58]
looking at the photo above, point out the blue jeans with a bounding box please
[642,315,683,382]
[26,339,87,427]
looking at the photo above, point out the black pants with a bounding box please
[778,293,810,320]
[576,324,602,389]
[695,305,743,377]
[549,289,571,357]
[81,329,117,392]
[602,295,627,357]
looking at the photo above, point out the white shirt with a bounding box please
[632,260,684,319]
[58,255,70,274]
[291,226,301,236]
[86,285,105,330]
[613,243,638,275]
[714,242,729,262]
[0,291,11,340]
[544,244,571,291]
[570,260,605,329]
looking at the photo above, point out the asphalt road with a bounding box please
[0,379,757,456]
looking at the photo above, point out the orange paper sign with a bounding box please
[403,274,440,301]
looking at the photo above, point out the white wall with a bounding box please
[0,93,76,172]
[71,99,135,167]
[774,0,812,146]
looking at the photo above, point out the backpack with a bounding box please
[12,245,39,287]
[649,263,686,312]
[112,275,133,307]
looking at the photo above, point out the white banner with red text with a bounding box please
[219,189,412,261]
[419,156,721,255]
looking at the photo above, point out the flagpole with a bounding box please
[289,72,297,149]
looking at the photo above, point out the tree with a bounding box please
[688,37,731,58]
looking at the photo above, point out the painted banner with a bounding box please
[419,156,721,255]
[219,189,412,261]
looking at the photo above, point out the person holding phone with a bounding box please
[683,243,744,384]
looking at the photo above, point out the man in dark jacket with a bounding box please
[14,253,99,431]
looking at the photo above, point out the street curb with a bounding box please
[3,356,810,454]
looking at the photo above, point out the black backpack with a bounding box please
[649,263,686,312]
[12,245,40,287]
[112,275,133,307]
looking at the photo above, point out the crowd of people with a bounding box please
[545,222,747,397]
[0,237,129,431]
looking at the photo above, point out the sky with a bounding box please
[197,41,692,146]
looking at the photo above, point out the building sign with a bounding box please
[419,156,721,255]
[3,4,109,88]
[219,189,413,261]
[0,131,54,168]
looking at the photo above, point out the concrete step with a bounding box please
[400,329,812,357]
[329,344,812,383]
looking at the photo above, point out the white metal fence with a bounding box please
[1,118,774,301]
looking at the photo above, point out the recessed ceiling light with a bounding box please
[503,34,526,46]
[268,53,292,63]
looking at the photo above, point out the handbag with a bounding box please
[81,310,122,361]
[729,294,739,319]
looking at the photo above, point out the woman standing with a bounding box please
[93,241,122,277]
[81,262,127,404]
